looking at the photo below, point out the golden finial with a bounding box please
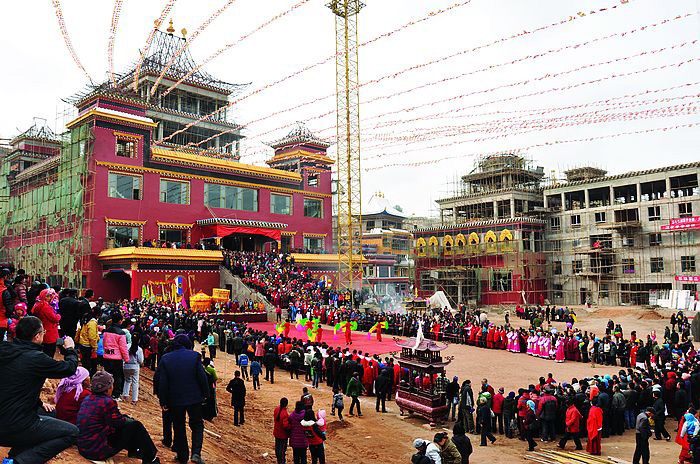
[166,19,175,34]
[181,28,188,38]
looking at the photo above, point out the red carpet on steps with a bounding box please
[248,322,401,356]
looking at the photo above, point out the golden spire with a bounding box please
[166,19,175,34]
[181,28,188,38]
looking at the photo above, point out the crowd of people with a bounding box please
[1,253,700,464]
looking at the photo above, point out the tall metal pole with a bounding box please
[328,0,364,307]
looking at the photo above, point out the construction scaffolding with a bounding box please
[420,155,700,308]
[0,123,95,289]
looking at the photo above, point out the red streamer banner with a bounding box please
[108,0,124,88]
[241,8,687,146]
[365,121,700,171]
[51,0,93,83]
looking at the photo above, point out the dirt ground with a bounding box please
[1,305,687,464]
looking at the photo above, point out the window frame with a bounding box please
[650,257,664,273]
[649,233,662,246]
[594,212,606,223]
[108,172,142,200]
[303,236,324,253]
[622,258,635,273]
[203,183,258,212]
[270,193,292,215]
[115,137,137,159]
[549,217,561,230]
[303,197,323,218]
[647,205,661,221]
[679,202,693,218]
[570,214,581,227]
[681,255,696,272]
[307,173,319,187]
[159,178,191,205]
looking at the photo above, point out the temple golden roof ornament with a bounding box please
[181,28,188,38]
[166,19,175,34]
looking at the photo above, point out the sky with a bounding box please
[1,0,699,217]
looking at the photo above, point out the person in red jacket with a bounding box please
[492,387,505,434]
[344,321,352,345]
[273,397,291,464]
[587,398,604,455]
[558,399,583,450]
[32,288,60,357]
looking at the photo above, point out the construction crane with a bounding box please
[327,0,364,306]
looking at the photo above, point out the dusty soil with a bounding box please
[1,305,685,463]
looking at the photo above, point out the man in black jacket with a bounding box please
[652,391,671,441]
[263,348,277,384]
[226,371,246,426]
[0,316,79,463]
[374,369,390,413]
[58,288,81,339]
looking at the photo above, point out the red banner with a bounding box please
[675,275,700,282]
[200,225,281,241]
[670,216,700,225]
[661,223,700,231]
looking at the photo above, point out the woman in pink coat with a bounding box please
[555,336,566,363]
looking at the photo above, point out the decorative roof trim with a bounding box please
[67,108,157,129]
[12,155,61,183]
[267,149,335,166]
[157,221,194,229]
[105,218,147,226]
[415,217,545,233]
[151,146,302,182]
[196,218,288,230]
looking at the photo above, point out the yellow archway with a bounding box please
[443,234,454,256]
[416,237,427,257]
[485,230,497,253]
[468,232,480,255]
[455,233,466,255]
[499,228,513,252]
[427,236,439,257]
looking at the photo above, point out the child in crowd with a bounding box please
[331,387,344,421]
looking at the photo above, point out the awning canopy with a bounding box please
[197,218,288,242]
[200,225,281,242]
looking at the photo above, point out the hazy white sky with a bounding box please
[1,0,699,216]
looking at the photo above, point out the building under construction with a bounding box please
[415,154,548,306]
[423,153,700,308]
[545,163,700,307]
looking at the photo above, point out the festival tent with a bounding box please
[428,291,452,311]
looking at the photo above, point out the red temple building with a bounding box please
[0,23,334,303]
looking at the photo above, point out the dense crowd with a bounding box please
[1,252,700,464]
